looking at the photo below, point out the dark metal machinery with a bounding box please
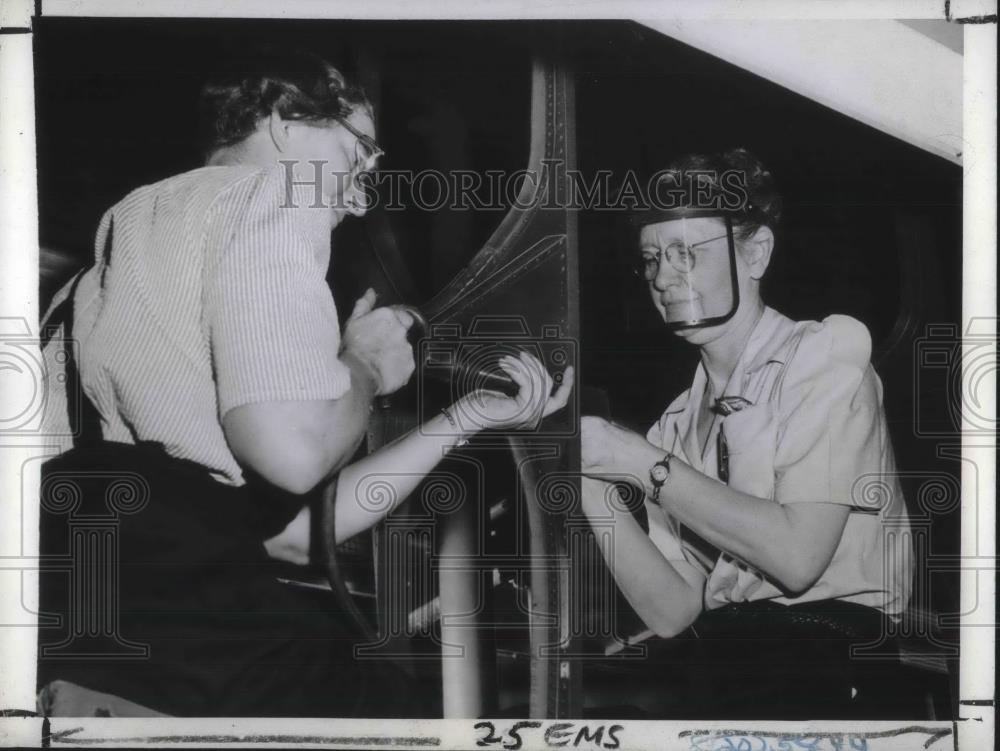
[343,55,581,718]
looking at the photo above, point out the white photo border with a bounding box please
[1,1,994,749]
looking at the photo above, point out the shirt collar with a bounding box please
[661,307,795,416]
[658,306,797,466]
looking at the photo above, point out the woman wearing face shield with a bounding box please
[580,149,913,718]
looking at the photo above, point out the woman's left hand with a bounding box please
[452,351,574,433]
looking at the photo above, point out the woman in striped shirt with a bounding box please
[38,48,572,718]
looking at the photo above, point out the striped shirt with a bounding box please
[41,165,351,485]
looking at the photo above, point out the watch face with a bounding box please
[650,464,669,483]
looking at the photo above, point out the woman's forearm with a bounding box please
[333,353,573,543]
[660,460,848,594]
[582,480,703,638]
[602,436,847,595]
[222,355,378,496]
[332,410,472,542]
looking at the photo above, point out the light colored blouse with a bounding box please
[645,307,913,616]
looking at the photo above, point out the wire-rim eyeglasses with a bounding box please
[633,231,730,280]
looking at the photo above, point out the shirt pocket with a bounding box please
[721,402,777,500]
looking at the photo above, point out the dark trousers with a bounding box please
[679,600,898,719]
[37,442,420,717]
[587,599,903,719]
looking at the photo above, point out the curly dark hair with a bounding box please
[645,148,783,241]
[197,47,371,156]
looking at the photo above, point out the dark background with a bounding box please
[35,17,963,710]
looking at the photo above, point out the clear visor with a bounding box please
[635,215,740,330]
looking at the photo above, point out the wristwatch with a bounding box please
[649,453,673,505]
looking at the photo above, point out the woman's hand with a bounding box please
[581,415,661,481]
[451,351,573,433]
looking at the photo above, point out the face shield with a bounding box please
[633,209,740,330]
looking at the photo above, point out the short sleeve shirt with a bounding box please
[645,307,913,616]
[40,165,352,485]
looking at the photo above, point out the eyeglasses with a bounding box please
[633,232,729,280]
[335,117,385,173]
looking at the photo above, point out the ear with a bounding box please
[267,110,292,153]
[743,226,774,280]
